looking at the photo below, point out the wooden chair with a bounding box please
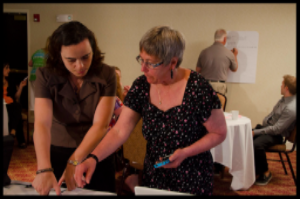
[214,92,227,178]
[216,92,227,111]
[266,125,297,186]
[119,119,147,193]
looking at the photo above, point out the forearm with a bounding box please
[33,122,52,170]
[183,131,226,158]
[91,126,129,162]
[71,123,110,163]
[254,122,291,136]
[254,109,296,136]
[183,109,227,157]
[14,87,23,101]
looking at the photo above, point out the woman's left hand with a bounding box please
[160,148,188,169]
[58,164,77,191]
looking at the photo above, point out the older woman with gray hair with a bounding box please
[74,25,227,195]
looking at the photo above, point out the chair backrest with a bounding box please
[287,125,296,143]
[123,119,147,170]
[216,92,227,111]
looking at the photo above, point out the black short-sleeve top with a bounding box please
[123,70,221,195]
[35,64,116,148]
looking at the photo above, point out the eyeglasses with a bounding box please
[136,55,163,69]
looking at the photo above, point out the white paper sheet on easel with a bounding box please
[225,31,259,84]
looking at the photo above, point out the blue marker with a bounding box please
[154,154,172,168]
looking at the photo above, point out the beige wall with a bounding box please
[4,3,296,129]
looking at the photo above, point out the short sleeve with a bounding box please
[102,65,116,96]
[123,75,148,115]
[194,74,221,123]
[34,67,52,99]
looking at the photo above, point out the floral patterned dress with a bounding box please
[123,70,221,195]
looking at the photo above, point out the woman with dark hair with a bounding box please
[32,21,117,195]
[3,61,27,148]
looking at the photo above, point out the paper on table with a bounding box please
[61,187,117,195]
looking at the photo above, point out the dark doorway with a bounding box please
[3,12,28,109]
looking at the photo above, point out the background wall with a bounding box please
[4,3,296,131]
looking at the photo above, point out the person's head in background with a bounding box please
[281,75,296,97]
[138,25,185,84]
[3,61,10,78]
[214,29,227,45]
[47,21,104,78]
[112,66,124,101]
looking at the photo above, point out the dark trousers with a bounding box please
[50,145,116,193]
[253,124,283,176]
[6,102,26,145]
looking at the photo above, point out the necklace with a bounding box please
[156,68,180,105]
[157,85,171,105]
[157,88,162,105]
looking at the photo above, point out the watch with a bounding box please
[68,159,80,166]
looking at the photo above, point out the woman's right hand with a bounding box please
[32,171,61,195]
[74,158,97,188]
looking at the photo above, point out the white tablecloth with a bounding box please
[3,180,117,195]
[210,112,255,190]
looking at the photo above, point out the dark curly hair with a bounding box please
[46,21,104,76]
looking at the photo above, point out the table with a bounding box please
[3,180,117,195]
[210,112,255,190]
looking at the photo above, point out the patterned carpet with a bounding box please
[7,144,296,195]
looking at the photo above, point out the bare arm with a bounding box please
[14,80,27,102]
[32,98,62,195]
[164,109,227,168]
[91,106,141,162]
[33,98,53,170]
[183,109,226,157]
[69,96,116,163]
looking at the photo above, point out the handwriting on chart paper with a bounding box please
[225,31,259,84]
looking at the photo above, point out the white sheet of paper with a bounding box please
[61,187,117,195]
[3,181,116,196]
[225,31,259,84]
[134,186,193,196]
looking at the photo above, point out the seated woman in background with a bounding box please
[74,25,227,195]
[3,61,27,148]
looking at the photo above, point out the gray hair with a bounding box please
[214,29,227,42]
[139,26,185,68]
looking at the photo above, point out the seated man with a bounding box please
[252,75,296,186]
